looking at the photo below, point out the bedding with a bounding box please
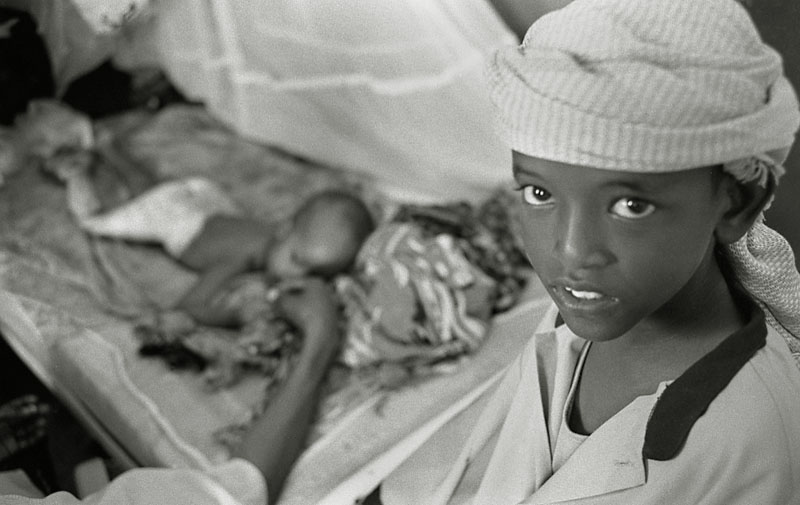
[0,103,551,504]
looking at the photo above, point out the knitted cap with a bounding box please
[487,0,800,363]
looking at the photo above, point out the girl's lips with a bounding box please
[565,286,603,300]
[550,284,619,313]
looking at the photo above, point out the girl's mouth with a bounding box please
[551,284,619,312]
[564,286,604,300]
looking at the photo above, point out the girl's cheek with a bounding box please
[518,211,553,258]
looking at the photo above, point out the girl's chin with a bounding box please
[558,313,631,343]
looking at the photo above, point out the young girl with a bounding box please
[374,0,800,503]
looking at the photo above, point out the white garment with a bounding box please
[149,0,517,203]
[0,458,266,505]
[381,304,800,505]
[80,177,241,257]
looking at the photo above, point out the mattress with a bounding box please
[0,104,553,504]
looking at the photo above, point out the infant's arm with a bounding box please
[176,260,250,327]
[233,278,343,503]
[179,215,272,272]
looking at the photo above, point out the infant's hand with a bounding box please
[272,277,342,357]
[272,277,338,330]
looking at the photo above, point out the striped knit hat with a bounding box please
[487,0,800,362]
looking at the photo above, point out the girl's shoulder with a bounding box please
[687,323,800,463]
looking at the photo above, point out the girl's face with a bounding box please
[512,153,731,343]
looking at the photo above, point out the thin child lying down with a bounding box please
[12,99,375,328]
[60,168,375,327]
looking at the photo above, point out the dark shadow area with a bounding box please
[0,334,109,496]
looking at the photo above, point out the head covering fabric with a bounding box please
[487,0,800,364]
[487,0,799,172]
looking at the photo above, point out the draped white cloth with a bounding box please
[149,0,518,203]
[14,0,518,203]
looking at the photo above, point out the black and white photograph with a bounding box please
[0,1,798,504]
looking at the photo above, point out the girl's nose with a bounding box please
[553,207,614,271]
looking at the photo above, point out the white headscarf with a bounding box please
[486,0,800,363]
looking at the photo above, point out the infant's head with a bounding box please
[267,190,375,278]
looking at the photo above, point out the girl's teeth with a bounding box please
[566,287,603,300]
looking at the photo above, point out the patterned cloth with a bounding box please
[486,0,800,364]
[337,192,532,367]
[337,223,494,367]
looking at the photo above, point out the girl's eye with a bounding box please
[520,185,553,206]
[610,198,655,219]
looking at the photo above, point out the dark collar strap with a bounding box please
[642,295,767,461]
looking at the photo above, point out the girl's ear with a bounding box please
[715,175,776,245]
